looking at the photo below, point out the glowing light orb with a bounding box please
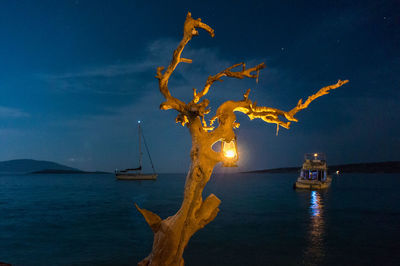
[224,149,235,158]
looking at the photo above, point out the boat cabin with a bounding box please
[299,153,328,182]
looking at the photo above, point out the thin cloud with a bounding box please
[43,61,157,80]
[0,106,30,118]
[37,39,179,95]
[37,38,266,97]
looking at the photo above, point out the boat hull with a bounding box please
[116,173,157,180]
[294,177,331,190]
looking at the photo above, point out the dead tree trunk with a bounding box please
[137,118,221,266]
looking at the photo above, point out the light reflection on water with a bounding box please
[303,190,325,265]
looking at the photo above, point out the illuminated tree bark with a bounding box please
[135,12,348,266]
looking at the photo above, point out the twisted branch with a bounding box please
[156,12,215,112]
[193,62,266,103]
[209,79,349,142]
[287,79,349,119]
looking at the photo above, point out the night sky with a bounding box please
[0,0,399,173]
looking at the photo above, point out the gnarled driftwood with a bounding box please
[136,12,348,266]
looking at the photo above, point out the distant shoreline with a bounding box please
[30,169,110,174]
[243,161,400,174]
[0,159,111,175]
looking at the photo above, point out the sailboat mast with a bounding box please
[138,121,142,171]
[141,128,157,174]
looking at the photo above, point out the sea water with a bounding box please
[0,173,399,265]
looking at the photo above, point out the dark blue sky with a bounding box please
[0,0,399,172]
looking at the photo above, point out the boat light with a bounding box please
[138,120,141,124]
[222,138,238,167]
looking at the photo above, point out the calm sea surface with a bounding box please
[1,173,399,265]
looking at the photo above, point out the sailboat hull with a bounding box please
[115,173,157,180]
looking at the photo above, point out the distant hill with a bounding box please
[244,161,400,174]
[0,159,80,173]
[329,161,400,173]
[31,169,109,174]
[30,169,85,174]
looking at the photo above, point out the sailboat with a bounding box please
[115,121,157,180]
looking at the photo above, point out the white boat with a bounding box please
[115,121,157,180]
[294,153,331,189]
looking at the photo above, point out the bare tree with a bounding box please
[135,12,348,266]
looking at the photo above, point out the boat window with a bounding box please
[310,171,318,180]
